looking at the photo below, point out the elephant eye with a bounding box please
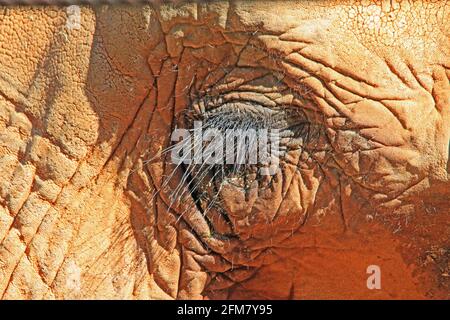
[166,97,321,210]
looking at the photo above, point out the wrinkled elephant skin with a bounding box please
[0,1,449,299]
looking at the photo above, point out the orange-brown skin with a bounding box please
[0,1,448,299]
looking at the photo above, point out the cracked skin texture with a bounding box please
[0,1,449,299]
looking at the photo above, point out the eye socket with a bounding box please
[159,96,326,235]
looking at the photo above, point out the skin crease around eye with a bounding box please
[0,1,448,300]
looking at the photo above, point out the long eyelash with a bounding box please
[147,98,323,237]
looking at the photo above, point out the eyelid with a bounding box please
[192,89,285,114]
[201,101,279,118]
[190,99,307,125]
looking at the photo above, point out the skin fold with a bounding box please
[0,1,448,299]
